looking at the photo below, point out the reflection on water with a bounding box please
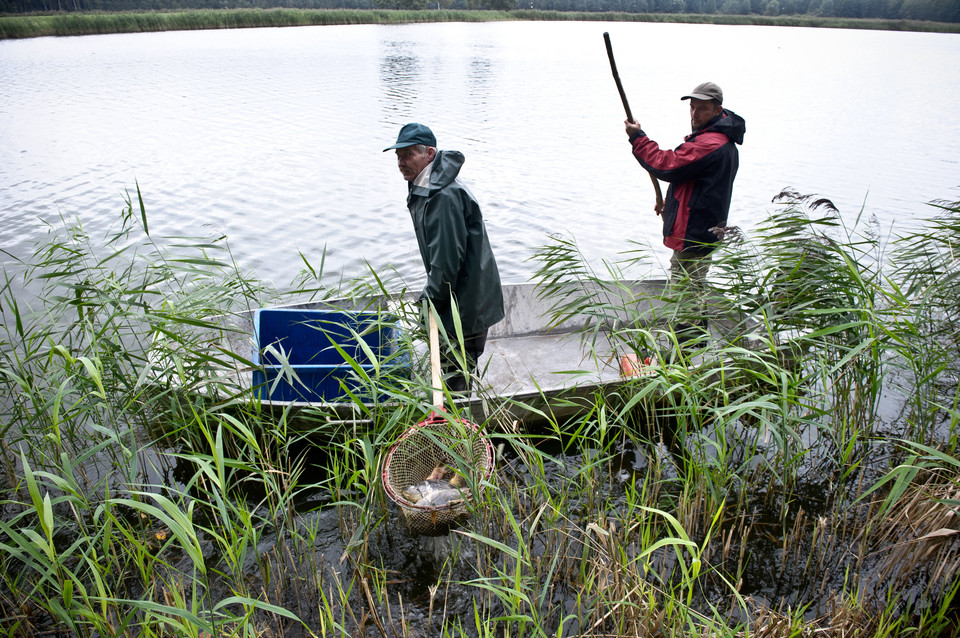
[380,40,422,110]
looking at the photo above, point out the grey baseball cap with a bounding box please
[681,82,723,104]
[383,123,437,151]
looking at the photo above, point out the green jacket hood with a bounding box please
[429,150,465,189]
[408,149,465,198]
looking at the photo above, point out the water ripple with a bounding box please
[2,23,959,288]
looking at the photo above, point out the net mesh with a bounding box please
[383,412,494,537]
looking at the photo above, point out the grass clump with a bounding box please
[0,185,958,636]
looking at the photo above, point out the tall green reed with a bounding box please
[518,192,960,635]
[0,188,329,634]
[3,188,959,637]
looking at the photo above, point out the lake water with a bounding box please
[1,21,959,291]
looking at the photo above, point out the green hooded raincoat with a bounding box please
[407,149,504,336]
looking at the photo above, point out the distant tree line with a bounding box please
[2,0,957,22]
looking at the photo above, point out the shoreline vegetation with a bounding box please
[1,187,958,635]
[2,8,959,39]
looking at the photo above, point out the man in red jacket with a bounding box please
[625,81,746,342]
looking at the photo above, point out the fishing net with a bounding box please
[382,412,494,537]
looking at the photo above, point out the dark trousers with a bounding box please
[441,329,488,392]
[670,249,712,343]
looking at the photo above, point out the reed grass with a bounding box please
[1,186,958,636]
[2,8,958,40]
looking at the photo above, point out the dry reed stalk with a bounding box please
[740,599,808,638]
[871,470,960,593]
[721,510,756,591]
[742,591,885,638]
[397,593,406,636]
[802,515,832,582]
[585,521,616,595]
[360,574,386,637]
[677,485,710,542]
[585,580,664,636]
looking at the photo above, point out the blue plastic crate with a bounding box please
[252,308,407,403]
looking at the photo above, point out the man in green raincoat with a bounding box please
[385,123,504,392]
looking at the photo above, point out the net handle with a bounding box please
[429,307,443,408]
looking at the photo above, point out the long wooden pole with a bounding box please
[428,307,443,409]
[603,32,664,215]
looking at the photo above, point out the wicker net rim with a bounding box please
[382,412,494,518]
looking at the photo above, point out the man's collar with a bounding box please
[413,159,435,189]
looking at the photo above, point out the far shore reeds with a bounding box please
[2,8,959,40]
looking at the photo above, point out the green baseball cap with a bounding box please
[383,123,437,151]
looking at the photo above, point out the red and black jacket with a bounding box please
[629,109,746,253]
